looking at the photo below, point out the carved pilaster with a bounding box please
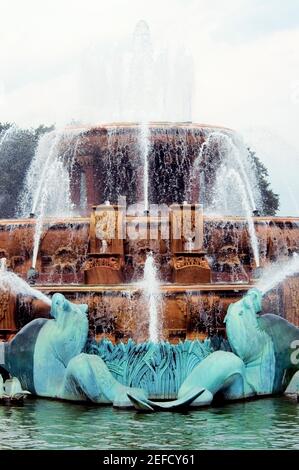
[170,203,204,252]
[75,155,100,209]
[0,289,17,334]
[170,204,210,283]
[85,205,125,284]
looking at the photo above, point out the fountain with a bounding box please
[1,119,299,408]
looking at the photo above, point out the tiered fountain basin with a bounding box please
[59,122,235,210]
[1,212,299,342]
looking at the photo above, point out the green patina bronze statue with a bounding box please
[129,288,299,410]
[1,288,299,411]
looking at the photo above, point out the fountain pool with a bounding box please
[0,397,298,450]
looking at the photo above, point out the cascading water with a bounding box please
[139,123,150,211]
[202,131,261,211]
[257,253,299,294]
[151,126,197,205]
[201,131,261,267]
[215,168,260,267]
[0,258,51,305]
[103,127,139,205]
[18,129,82,269]
[140,253,163,343]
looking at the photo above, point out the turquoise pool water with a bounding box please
[0,397,298,450]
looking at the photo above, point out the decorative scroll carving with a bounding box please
[52,247,79,273]
[84,256,122,271]
[11,227,34,258]
[212,244,249,283]
[216,244,241,268]
[174,255,210,270]
[0,249,8,259]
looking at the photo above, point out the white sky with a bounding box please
[0,0,299,214]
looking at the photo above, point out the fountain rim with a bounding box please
[33,283,252,293]
[63,121,235,133]
[1,215,299,226]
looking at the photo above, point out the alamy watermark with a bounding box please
[94,196,204,250]
[290,340,299,365]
